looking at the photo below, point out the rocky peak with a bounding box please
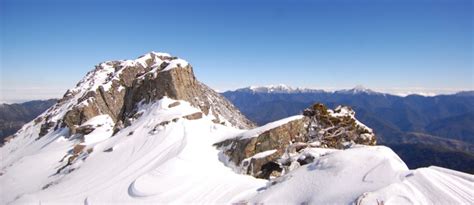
[34,52,255,138]
[216,103,376,179]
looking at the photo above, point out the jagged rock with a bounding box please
[216,103,376,179]
[60,52,254,137]
[217,119,306,178]
[75,125,95,135]
[39,121,55,137]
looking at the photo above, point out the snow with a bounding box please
[150,51,171,57]
[81,115,115,145]
[241,146,473,204]
[240,115,304,139]
[252,149,277,159]
[357,166,474,204]
[241,146,439,204]
[162,58,189,71]
[0,97,265,204]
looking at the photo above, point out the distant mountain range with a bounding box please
[223,85,474,173]
[0,99,57,143]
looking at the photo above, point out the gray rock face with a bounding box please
[216,103,376,179]
[33,52,254,140]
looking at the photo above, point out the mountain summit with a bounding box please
[335,85,380,95]
[1,52,472,204]
[36,51,254,139]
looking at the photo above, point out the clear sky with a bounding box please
[1,0,472,102]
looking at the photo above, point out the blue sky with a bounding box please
[1,0,472,102]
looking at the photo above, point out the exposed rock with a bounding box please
[159,121,170,126]
[75,125,95,135]
[217,119,306,178]
[73,144,86,155]
[104,147,114,152]
[3,135,14,144]
[183,112,203,120]
[39,121,55,137]
[306,103,376,148]
[60,52,254,138]
[216,103,376,179]
[34,116,43,125]
[168,101,180,108]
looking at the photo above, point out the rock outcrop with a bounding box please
[33,52,254,140]
[216,103,376,179]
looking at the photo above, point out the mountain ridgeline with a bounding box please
[222,86,474,173]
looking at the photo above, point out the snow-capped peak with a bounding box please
[238,84,324,94]
[248,84,293,93]
[231,84,383,95]
[335,85,380,95]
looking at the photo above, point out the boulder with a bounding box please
[216,103,377,179]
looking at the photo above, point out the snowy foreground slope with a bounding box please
[1,52,473,205]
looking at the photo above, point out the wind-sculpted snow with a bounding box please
[0,98,264,204]
[239,146,474,205]
[356,166,474,204]
[242,146,408,204]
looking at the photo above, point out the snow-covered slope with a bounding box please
[241,146,473,204]
[1,98,264,204]
[1,52,472,205]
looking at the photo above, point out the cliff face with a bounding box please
[32,52,254,139]
[216,103,376,179]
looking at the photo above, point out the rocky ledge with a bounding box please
[216,103,376,179]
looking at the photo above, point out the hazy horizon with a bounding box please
[1,0,472,103]
[1,81,472,104]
